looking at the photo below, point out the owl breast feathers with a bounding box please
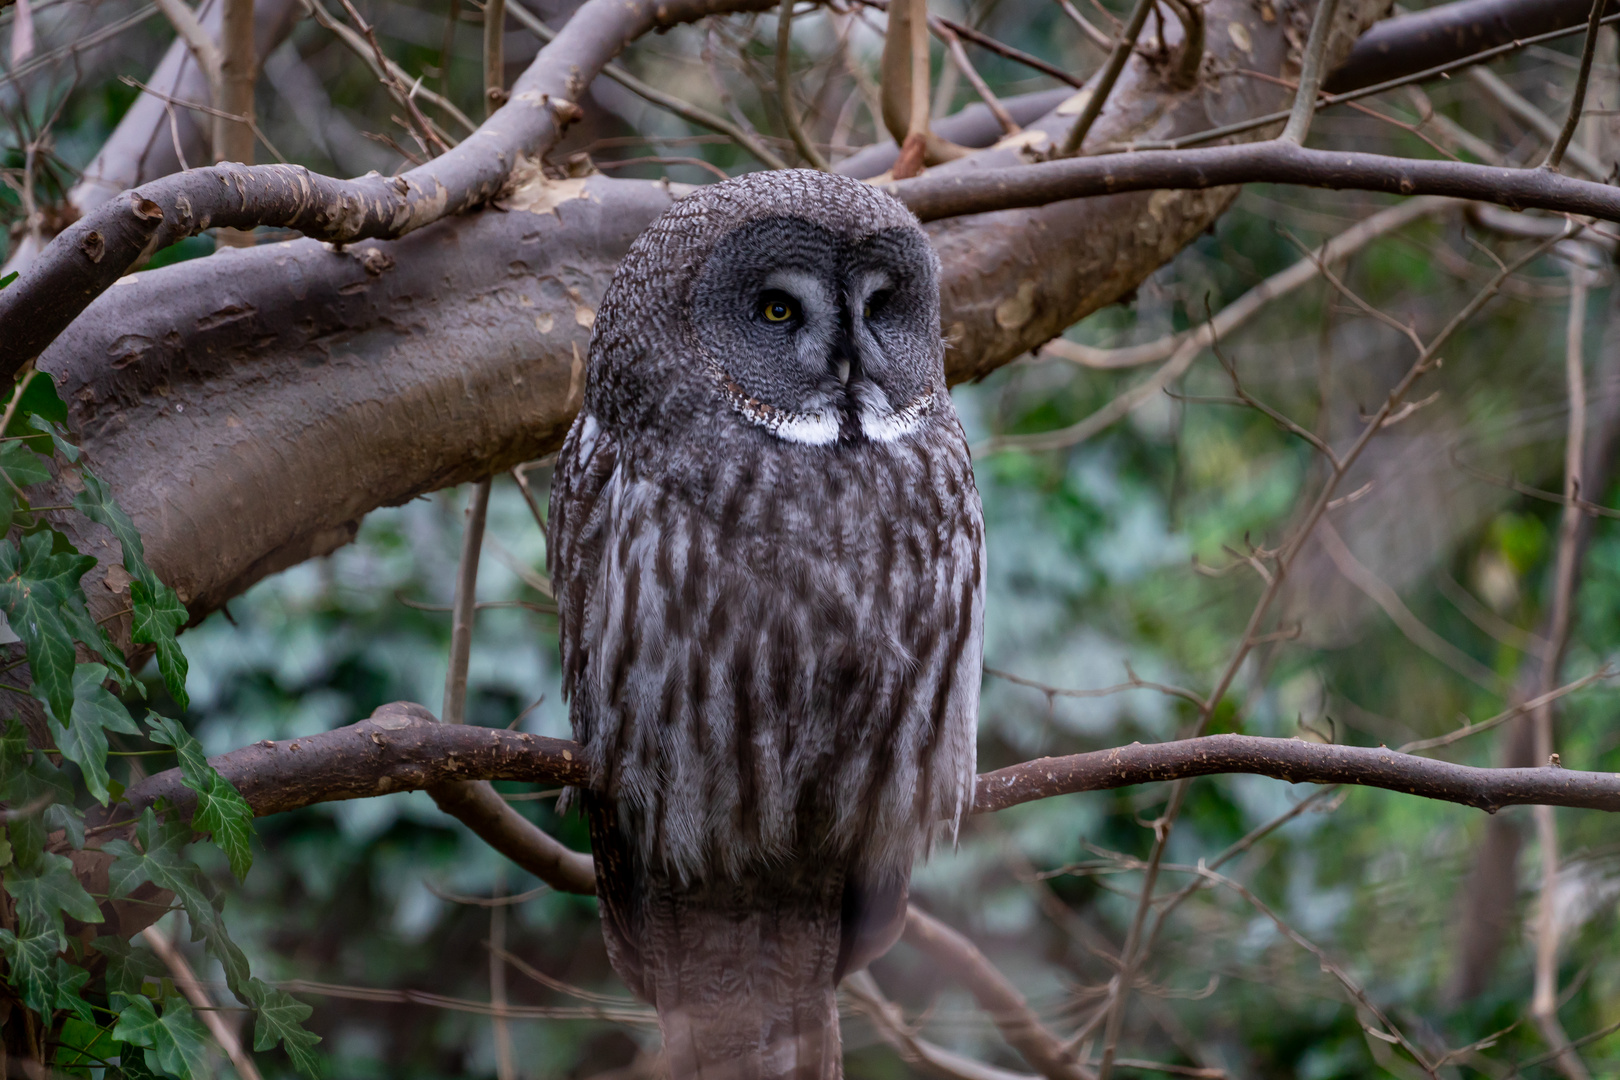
[548,169,985,1078]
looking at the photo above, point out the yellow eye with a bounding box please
[761,295,796,323]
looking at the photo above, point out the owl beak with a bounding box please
[836,360,851,385]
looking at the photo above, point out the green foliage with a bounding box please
[56,1015,122,1075]
[0,369,315,1077]
[146,713,254,880]
[75,469,190,708]
[113,995,211,1080]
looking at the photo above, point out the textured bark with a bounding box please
[30,0,1393,629]
[972,735,1620,815]
[1324,0,1614,93]
[120,708,1620,829]
[887,142,1620,227]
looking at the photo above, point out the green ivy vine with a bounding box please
[0,365,320,1078]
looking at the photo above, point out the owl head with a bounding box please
[587,169,945,448]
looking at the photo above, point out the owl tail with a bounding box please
[642,894,844,1080]
[584,795,909,1080]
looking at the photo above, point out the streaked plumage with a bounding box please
[549,170,984,1079]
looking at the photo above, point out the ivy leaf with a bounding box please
[113,996,211,1080]
[44,802,85,849]
[51,958,95,1022]
[4,849,103,945]
[116,1052,164,1080]
[146,714,253,880]
[0,534,96,722]
[0,936,92,1021]
[246,978,322,1076]
[56,1015,121,1077]
[93,936,167,1005]
[130,580,188,709]
[72,469,191,707]
[44,664,142,805]
[27,415,80,463]
[103,808,250,995]
[59,593,134,688]
[2,373,67,432]
[0,271,16,290]
[0,928,58,1013]
[0,441,52,488]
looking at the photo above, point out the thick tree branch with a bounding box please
[887,140,1620,224]
[122,701,590,817]
[123,705,1620,850]
[1325,0,1615,94]
[30,0,1356,631]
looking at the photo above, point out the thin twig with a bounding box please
[119,76,288,163]
[1316,518,1502,692]
[902,906,1092,1080]
[489,874,516,1080]
[1528,264,1595,1080]
[1054,0,1111,51]
[985,664,1207,710]
[484,0,507,116]
[1470,67,1607,181]
[1279,0,1339,145]
[1059,0,1153,157]
[1545,0,1606,172]
[144,922,263,1080]
[1039,197,1453,371]
[935,22,1018,135]
[507,0,786,168]
[777,0,829,169]
[443,479,491,725]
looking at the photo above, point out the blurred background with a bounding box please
[7,0,1620,1075]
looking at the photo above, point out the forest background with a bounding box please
[6,0,1620,1076]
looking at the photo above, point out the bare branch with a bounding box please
[887,140,1620,224]
[143,922,263,1080]
[1528,265,1596,1080]
[506,0,786,168]
[777,0,830,169]
[1326,0,1610,94]
[1544,0,1606,171]
[151,0,220,103]
[902,907,1091,1080]
[1469,67,1606,181]
[1058,0,1153,157]
[0,0,777,374]
[972,733,1620,815]
[443,480,491,726]
[1279,0,1340,145]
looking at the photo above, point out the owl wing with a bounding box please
[548,412,650,992]
[548,410,619,746]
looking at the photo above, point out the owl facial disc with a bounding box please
[688,214,943,447]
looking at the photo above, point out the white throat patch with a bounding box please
[708,362,934,446]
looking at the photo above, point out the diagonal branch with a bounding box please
[0,0,778,376]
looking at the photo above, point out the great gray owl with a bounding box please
[548,169,985,1080]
